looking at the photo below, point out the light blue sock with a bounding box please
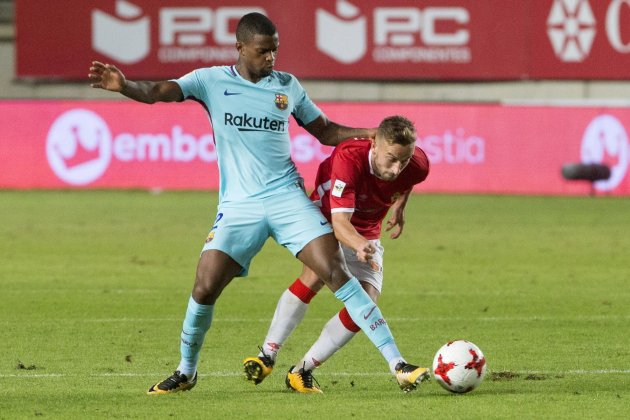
[176,295,214,378]
[334,277,403,370]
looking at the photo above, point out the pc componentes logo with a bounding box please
[316,0,367,64]
[316,0,471,65]
[547,0,597,62]
[92,0,150,64]
[581,114,629,191]
[46,109,113,185]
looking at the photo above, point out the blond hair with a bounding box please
[377,115,417,146]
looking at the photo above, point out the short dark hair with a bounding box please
[236,12,276,42]
[378,116,417,146]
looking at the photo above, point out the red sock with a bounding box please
[338,307,361,332]
[288,278,317,303]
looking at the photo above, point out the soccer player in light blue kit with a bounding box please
[89,12,429,394]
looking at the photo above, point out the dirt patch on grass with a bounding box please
[524,373,549,380]
[489,371,521,381]
[16,361,37,370]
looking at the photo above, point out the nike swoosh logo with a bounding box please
[363,306,377,320]
[320,220,328,225]
[224,89,242,96]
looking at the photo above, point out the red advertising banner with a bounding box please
[16,0,630,81]
[1,100,629,196]
[530,0,630,78]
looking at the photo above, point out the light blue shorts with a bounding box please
[202,183,333,277]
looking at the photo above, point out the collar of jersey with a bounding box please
[231,65,272,86]
[368,148,375,176]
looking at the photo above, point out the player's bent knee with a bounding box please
[192,270,231,305]
[324,262,352,291]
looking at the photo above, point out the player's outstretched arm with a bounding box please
[89,61,183,104]
[305,115,377,146]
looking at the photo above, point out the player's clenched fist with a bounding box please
[355,241,376,263]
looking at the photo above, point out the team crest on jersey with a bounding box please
[332,179,346,197]
[274,93,289,110]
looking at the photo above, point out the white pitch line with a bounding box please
[1,369,629,379]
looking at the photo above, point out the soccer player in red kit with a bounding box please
[244,115,431,393]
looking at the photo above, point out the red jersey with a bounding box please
[310,139,430,240]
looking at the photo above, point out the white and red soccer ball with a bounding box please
[433,340,487,393]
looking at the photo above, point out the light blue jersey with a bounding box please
[175,66,322,203]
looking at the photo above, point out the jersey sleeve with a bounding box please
[410,146,431,184]
[172,69,208,101]
[329,151,361,214]
[290,76,322,127]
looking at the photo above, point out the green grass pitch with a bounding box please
[0,191,628,419]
